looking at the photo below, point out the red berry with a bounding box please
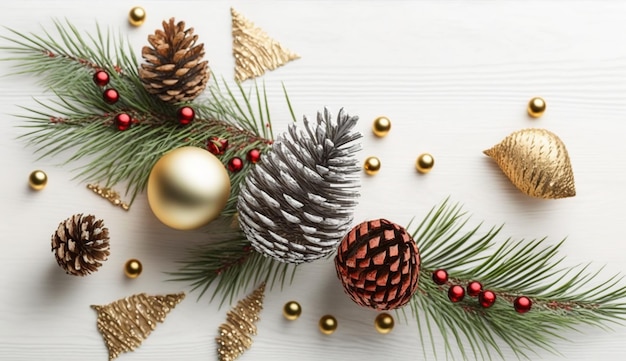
[114,113,131,131]
[227,157,244,172]
[466,281,482,297]
[478,290,497,308]
[514,296,532,314]
[207,137,229,155]
[448,285,465,303]
[177,106,195,125]
[93,70,110,86]
[432,269,448,285]
[103,88,119,104]
[246,149,261,163]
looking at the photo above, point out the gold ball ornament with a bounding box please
[416,153,435,174]
[484,128,575,199]
[128,6,146,27]
[374,313,395,334]
[28,170,48,190]
[283,301,302,321]
[364,156,381,175]
[527,97,546,118]
[147,146,231,230]
[372,116,391,137]
[319,315,337,335]
[124,259,143,278]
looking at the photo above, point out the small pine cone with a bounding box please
[51,214,110,276]
[139,18,209,103]
[335,219,420,310]
[237,108,362,264]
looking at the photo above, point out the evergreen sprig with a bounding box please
[412,200,626,360]
[1,19,277,209]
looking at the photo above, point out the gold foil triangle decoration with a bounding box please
[91,292,186,360]
[231,8,300,82]
[484,128,576,199]
[216,282,266,361]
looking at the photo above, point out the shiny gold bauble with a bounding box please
[363,156,381,175]
[128,6,146,27]
[374,313,394,334]
[319,315,337,335]
[416,153,434,174]
[124,259,143,279]
[147,147,231,230]
[372,116,391,137]
[283,301,302,321]
[527,97,546,118]
[28,170,48,190]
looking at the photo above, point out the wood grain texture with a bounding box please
[1,1,626,360]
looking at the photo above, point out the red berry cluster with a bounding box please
[207,136,262,173]
[432,269,532,313]
[94,70,131,131]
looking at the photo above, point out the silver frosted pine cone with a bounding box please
[51,214,110,276]
[237,108,362,264]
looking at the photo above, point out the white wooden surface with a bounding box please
[1,1,626,360]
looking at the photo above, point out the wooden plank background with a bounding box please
[1,1,625,360]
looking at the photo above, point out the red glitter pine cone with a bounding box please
[334,219,421,310]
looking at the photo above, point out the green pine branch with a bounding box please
[411,200,626,360]
[1,20,282,211]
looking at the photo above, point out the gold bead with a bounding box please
[416,153,435,174]
[28,170,48,191]
[527,97,546,118]
[147,147,231,230]
[128,6,146,27]
[364,156,381,175]
[374,313,394,334]
[372,116,391,137]
[318,315,337,335]
[124,259,143,278]
[283,301,302,321]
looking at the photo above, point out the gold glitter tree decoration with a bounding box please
[91,293,186,360]
[484,128,576,199]
[231,8,300,82]
[216,283,266,361]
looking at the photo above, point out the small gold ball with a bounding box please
[416,153,435,174]
[128,6,146,27]
[283,301,302,321]
[318,315,337,335]
[372,116,391,137]
[364,156,381,175]
[124,259,143,278]
[28,170,48,191]
[527,97,546,118]
[374,313,395,334]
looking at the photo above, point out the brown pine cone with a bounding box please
[139,18,209,103]
[335,219,420,310]
[51,214,110,276]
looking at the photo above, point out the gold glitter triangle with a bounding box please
[231,8,300,82]
[91,292,185,360]
[216,283,266,361]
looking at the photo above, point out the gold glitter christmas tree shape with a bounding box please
[216,283,266,361]
[91,292,186,360]
[484,128,576,199]
[87,184,130,211]
[231,8,300,82]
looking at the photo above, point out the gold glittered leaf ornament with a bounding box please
[484,128,576,199]
[231,7,300,82]
[91,292,185,360]
[216,283,265,361]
